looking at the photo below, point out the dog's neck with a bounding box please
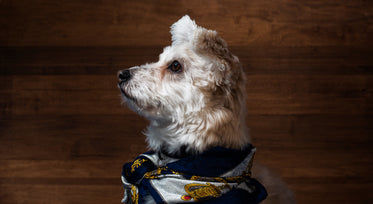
[145,105,250,156]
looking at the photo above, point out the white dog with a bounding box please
[118,15,295,204]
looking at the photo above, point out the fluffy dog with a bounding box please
[118,15,294,204]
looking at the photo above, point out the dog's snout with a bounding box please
[118,69,131,83]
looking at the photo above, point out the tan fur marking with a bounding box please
[159,65,168,80]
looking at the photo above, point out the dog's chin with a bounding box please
[119,85,136,102]
[120,92,163,120]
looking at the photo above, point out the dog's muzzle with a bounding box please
[117,69,134,100]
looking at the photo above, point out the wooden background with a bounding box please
[1,0,372,203]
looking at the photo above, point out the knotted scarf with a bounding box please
[121,144,267,204]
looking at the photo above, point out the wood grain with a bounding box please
[1,46,372,75]
[0,0,372,46]
[1,0,372,203]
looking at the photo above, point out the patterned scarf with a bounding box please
[121,144,267,204]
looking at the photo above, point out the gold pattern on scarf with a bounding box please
[131,158,147,173]
[130,185,138,204]
[143,166,182,179]
[181,182,232,201]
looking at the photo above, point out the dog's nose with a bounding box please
[118,69,131,83]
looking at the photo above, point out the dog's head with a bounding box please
[118,15,249,155]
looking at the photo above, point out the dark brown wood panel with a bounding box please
[0,0,372,47]
[0,184,122,204]
[1,0,372,204]
[1,46,372,75]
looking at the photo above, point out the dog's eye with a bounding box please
[168,60,182,73]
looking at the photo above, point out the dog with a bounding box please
[118,15,295,204]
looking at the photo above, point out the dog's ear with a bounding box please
[171,16,233,62]
[194,28,237,71]
[170,15,198,45]
[170,15,232,59]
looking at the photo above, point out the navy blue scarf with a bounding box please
[121,144,267,204]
